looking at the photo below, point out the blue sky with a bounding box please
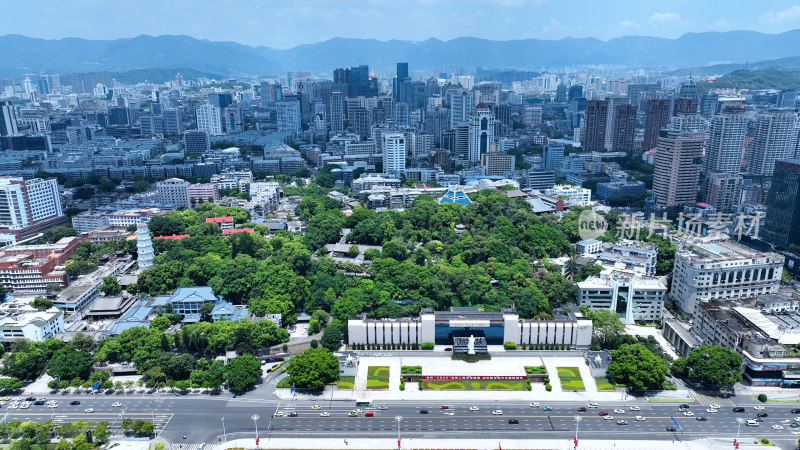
[3,0,800,49]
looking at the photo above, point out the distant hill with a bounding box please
[2,30,800,77]
[669,56,800,77]
[62,68,222,85]
[698,67,800,92]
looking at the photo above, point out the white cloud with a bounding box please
[650,12,681,22]
[541,17,568,34]
[761,5,800,22]
[619,19,639,28]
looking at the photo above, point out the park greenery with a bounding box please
[672,345,744,386]
[283,348,340,389]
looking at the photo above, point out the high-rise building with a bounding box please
[703,171,742,213]
[36,76,49,95]
[449,90,473,129]
[543,144,565,171]
[0,101,18,136]
[568,85,583,102]
[395,102,410,127]
[383,133,406,174]
[746,111,798,176]
[208,93,233,110]
[277,100,301,132]
[136,222,154,273]
[480,146,514,176]
[704,113,747,175]
[22,77,34,99]
[699,92,719,118]
[223,105,243,134]
[673,98,698,115]
[0,177,64,239]
[610,103,637,153]
[330,91,344,132]
[453,122,470,163]
[468,104,495,163]
[777,91,798,109]
[196,104,223,136]
[555,83,567,103]
[677,78,698,100]
[653,130,704,207]
[626,84,659,110]
[763,159,800,250]
[643,99,670,151]
[582,99,608,152]
[184,130,210,154]
[156,178,191,208]
[163,108,183,135]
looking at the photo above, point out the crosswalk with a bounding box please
[692,392,735,407]
[173,444,205,450]
[51,413,173,435]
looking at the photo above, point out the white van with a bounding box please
[746,419,760,427]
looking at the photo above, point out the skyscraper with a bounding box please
[157,178,191,208]
[468,104,495,163]
[762,159,800,250]
[0,101,18,136]
[208,93,233,110]
[196,104,223,135]
[449,90,473,129]
[555,83,567,103]
[163,108,184,135]
[184,130,210,154]
[704,172,743,213]
[543,144,565,171]
[610,103,637,153]
[673,98,698,115]
[394,103,410,127]
[351,107,370,139]
[677,78,698,99]
[568,85,583,102]
[223,105,243,134]
[0,177,64,239]
[704,112,747,175]
[746,111,798,176]
[582,99,608,152]
[643,99,670,151]
[329,91,344,132]
[699,92,719,118]
[652,130,704,207]
[383,133,406,174]
[277,100,301,132]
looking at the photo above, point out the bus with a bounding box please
[355,400,372,407]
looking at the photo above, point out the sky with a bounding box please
[3,0,800,49]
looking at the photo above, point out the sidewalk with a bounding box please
[207,437,753,450]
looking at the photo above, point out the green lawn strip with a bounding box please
[367,366,390,377]
[647,397,691,402]
[525,365,547,374]
[337,376,355,389]
[765,398,800,403]
[595,377,616,391]
[401,365,422,374]
[366,379,389,389]
[557,367,585,391]
[423,379,526,390]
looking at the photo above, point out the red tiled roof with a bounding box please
[223,228,254,235]
[205,216,233,223]
[154,234,191,240]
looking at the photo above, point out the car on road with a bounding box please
[577,407,587,412]
[617,420,627,425]
[603,416,614,421]
[378,405,388,410]
[469,406,479,411]
[492,410,503,415]
[508,419,519,424]
[111,402,122,407]
[542,406,552,411]
[598,411,608,416]
[19,403,29,409]
[440,405,449,409]
[444,347,452,352]
[288,412,298,417]
[629,406,640,411]
[25,397,35,402]
[772,424,784,430]
[588,403,599,408]
[635,416,645,421]
[753,406,765,410]
[84,408,94,413]
[311,405,321,410]
[47,404,58,408]
[613,409,625,414]
[746,420,759,427]
[706,408,717,413]
[69,401,80,406]
[364,411,374,417]
[0,398,8,402]
[708,404,720,409]
[733,407,745,413]
[795,417,800,422]
[792,409,800,414]
[529,403,539,408]
[757,412,768,418]
[791,422,800,428]
[419,410,428,414]
[666,427,677,432]
[274,412,284,417]
[348,411,357,417]
[696,416,707,421]
[682,411,694,417]
[679,404,690,410]
[320,412,330,417]
[355,409,363,413]
[33,400,45,405]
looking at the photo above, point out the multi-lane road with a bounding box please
[2,396,799,446]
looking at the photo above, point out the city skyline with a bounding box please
[1,0,800,49]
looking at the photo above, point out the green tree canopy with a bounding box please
[286,347,340,389]
[225,354,262,392]
[47,348,93,381]
[673,345,743,386]
[30,297,53,311]
[100,276,122,296]
[607,344,669,391]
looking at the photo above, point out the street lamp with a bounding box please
[252,414,260,449]
[574,415,582,449]
[395,415,403,449]
[221,417,226,443]
[736,417,745,440]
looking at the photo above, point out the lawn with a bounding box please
[367,366,390,378]
[337,376,355,389]
[401,365,422,374]
[525,365,547,375]
[595,377,615,391]
[423,379,527,390]
[557,367,585,391]
[366,379,389,389]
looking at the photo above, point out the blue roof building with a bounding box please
[438,188,472,205]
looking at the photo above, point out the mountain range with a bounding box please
[2,30,800,78]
